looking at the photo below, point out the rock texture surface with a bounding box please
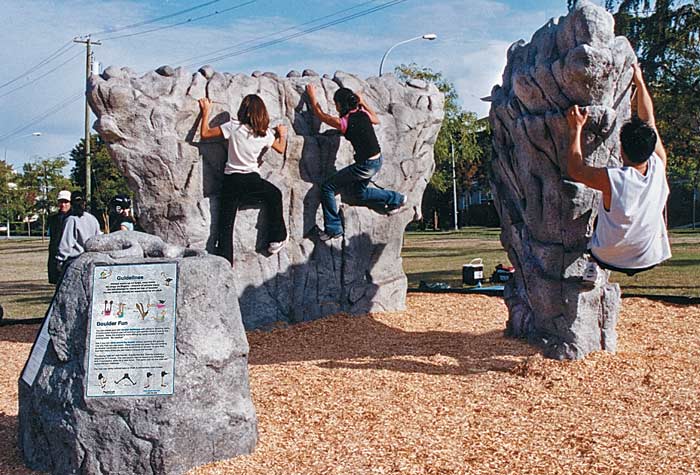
[88,69,443,329]
[19,232,256,474]
[489,1,631,359]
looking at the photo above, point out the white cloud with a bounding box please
[0,0,580,171]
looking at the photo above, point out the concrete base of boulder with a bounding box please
[18,233,256,475]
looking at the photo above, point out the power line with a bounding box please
[0,41,76,90]
[184,0,410,68]
[86,0,224,37]
[0,50,83,101]
[98,0,256,41]
[173,0,382,67]
[0,90,84,144]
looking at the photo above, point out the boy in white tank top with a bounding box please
[566,64,671,280]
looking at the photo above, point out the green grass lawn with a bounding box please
[402,227,700,297]
[1,228,698,321]
[0,238,55,321]
[401,227,509,289]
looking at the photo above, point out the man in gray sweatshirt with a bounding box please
[56,191,101,275]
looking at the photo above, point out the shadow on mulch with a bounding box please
[0,413,37,475]
[249,315,537,376]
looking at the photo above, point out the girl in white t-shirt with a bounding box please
[198,95,288,264]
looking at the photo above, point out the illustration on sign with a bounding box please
[87,262,177,397]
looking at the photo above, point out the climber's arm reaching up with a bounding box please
[632,63,667,166]
[566,105,612,209]
[198,98,224,140]
[305,84,342,130]
[271,125,287,154]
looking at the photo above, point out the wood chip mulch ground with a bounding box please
[1,294,699,475]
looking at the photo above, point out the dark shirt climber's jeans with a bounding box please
[320,156,403,236]
[216,172,287,265]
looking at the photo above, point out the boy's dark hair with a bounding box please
[620,117,657,164]
[71,191,86,217]
[237,94,270,138]
[333,88,359,117]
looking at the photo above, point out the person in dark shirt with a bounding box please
[109,194,136,232]
[47,190,71,284]
[306,85,407,241]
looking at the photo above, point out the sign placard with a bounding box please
[21,302,54,387]
[87,263,177,398]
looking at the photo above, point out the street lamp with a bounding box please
[379,33,437,76]
[4,182,17,239]
[3,131,43,161]
[451,140,458,231]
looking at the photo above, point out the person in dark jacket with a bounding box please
[47,190,71,284]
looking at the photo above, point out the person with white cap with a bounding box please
[56,191,101,277]
[47,190,71,284]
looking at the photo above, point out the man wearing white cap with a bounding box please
[47,190,71,284]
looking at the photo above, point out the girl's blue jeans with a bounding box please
[320,156,404,235]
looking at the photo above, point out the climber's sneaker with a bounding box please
[318,230,343,241]
[268,237,288,255]
[582,261,602,285]
[387,194,408,216]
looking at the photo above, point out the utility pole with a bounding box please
[451,141,458,231]
[42,162,47,242]
[73,36,101,210]
[693,185,697,231]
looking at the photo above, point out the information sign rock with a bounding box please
[18,232,256,475]
[87,263,178,398]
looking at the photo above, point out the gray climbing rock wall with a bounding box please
[18,232,256,475]
[88,68,443,329]
[489,0,632,359]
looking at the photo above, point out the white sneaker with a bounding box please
[268,237,288,254]
[318,230,343,241]
[583,261,601,284]
[387,194,408,216]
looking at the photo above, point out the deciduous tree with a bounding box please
[19,157,72,238]
[394,63,491,229]
[70,134,130,229]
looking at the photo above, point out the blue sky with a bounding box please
[0,0,604,172]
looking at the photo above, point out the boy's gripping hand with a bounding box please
[631,63,644,87]
[566,104,588,131]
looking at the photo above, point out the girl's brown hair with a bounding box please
[237,94,270,138]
